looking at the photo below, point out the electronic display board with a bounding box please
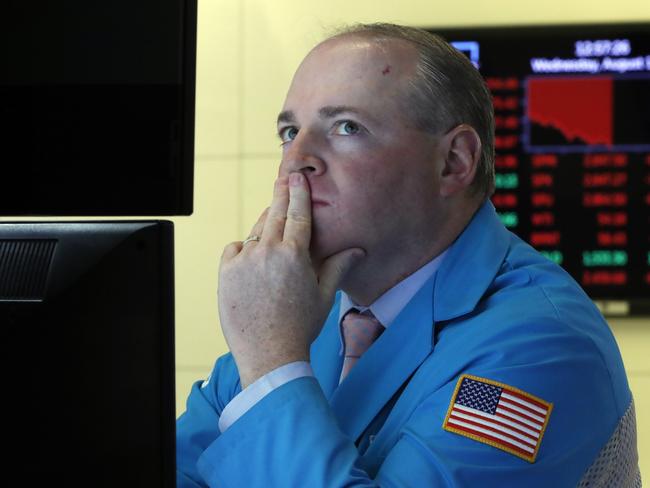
[430,24,650,314]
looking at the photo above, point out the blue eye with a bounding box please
[279,126,298,143]
[334,121,360,135]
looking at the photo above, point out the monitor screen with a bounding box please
[0,0,197,216]
[430,23,650,314]
[0,221,175,487]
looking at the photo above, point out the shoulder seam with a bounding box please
[539,284,622,418]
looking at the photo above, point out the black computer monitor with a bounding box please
[0,221,175,487]
[1,0,197,216]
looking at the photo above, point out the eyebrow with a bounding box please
[277,105,367,126]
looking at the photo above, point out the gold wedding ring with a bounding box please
[242,235,261,245]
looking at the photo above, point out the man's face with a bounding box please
[277,37,445,264]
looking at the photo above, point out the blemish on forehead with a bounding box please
[381,65,391,75]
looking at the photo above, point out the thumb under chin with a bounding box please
[318,248,366,295]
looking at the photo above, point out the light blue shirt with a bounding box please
[217,250,448,432]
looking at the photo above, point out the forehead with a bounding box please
[283,36,419,112]
[302,36,418,75]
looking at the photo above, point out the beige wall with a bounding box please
[175,0,650,480]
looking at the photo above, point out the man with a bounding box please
[177,23,640,487]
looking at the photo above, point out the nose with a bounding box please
[279,130,326,178]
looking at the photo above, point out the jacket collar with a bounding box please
[433,200,510,322]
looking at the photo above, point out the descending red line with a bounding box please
[527,76,613,146]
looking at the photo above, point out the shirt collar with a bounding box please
[338,249,448,328]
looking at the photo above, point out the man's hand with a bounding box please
[218,173,365,388]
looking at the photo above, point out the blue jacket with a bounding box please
[177,202,632,487]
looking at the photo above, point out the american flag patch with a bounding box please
[443,374,553,463]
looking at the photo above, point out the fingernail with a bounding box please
[289,173,302,186]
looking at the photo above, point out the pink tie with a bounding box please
[340,311,384,381]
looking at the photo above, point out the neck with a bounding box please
[338,200,481,306]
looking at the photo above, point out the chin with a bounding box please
[309,239,333,264]
[309,220,362,264]
[309,233,344,264]
[310,234,363,266]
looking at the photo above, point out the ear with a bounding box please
[439,124,481,198]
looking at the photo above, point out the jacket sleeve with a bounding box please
[176,353,242,487]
